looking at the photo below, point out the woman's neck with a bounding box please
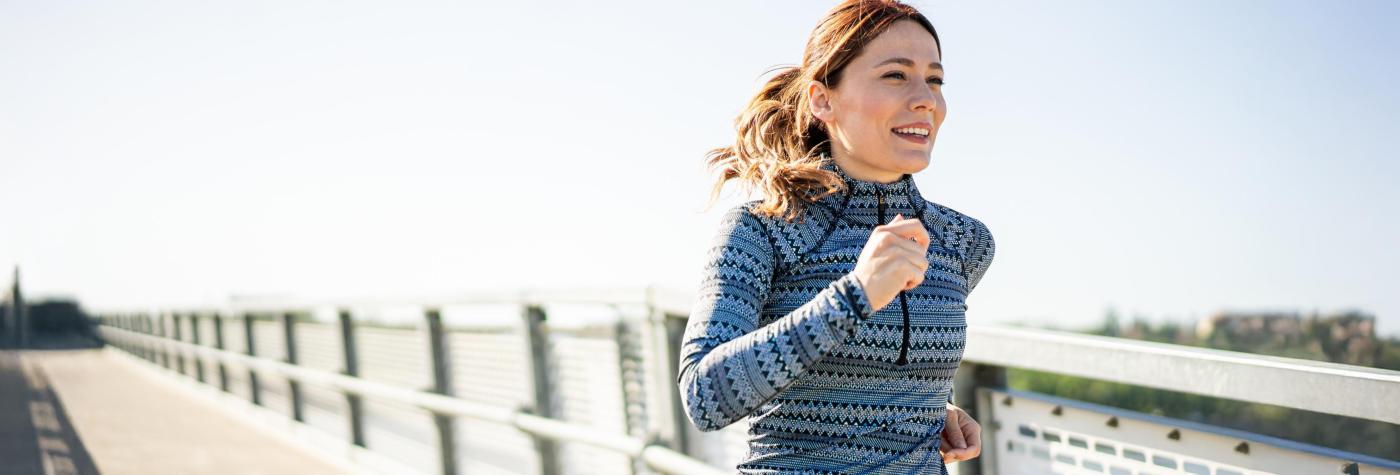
[832,153,903,184]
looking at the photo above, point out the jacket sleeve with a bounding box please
[676,204,874,432]
[950,218,995,407]
[963,217,996,292]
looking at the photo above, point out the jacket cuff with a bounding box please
[833,273,874,320]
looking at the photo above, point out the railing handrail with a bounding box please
[90,287,697,319]
[98,325,725,475]
[964,324,1400,425]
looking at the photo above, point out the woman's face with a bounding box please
[810,20,945,183]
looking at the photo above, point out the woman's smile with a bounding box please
[892,122,932,145]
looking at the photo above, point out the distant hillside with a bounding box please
[1091,309,1400,371]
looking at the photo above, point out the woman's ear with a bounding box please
[808,80,835,124]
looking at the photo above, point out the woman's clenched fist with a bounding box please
[850,214,930,312]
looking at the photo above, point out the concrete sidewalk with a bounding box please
[2,349,349,475]
[0,351,99,475]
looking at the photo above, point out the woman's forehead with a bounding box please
[857,21,941,66]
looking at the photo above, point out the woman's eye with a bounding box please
[884,71,944,86]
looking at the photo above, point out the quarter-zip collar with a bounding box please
[816,156,925,367]
[816,156,926,227]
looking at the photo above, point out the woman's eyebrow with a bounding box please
[875,57,943,71]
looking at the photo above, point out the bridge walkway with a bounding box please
[0,349,349,475]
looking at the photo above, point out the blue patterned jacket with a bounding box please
[677,158,996,474]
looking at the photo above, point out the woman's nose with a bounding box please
[911,89,937,112]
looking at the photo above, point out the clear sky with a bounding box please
[3,1,1397,335]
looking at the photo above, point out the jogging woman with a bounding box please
[677,1,996,473]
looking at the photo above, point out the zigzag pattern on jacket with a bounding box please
[678,157,995,474]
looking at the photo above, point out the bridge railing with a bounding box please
[954,325,1400,475]
[96,292,1400,475]
[95,288,716,475]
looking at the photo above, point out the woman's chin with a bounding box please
[892,152,932,172]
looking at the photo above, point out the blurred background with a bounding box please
[2,1,1397,474]
[4,0,1399,334]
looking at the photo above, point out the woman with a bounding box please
[677,1,996,473]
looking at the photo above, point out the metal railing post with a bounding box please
[646,308,690,455]
[339,309,367,448]
[158,313,171,369]
[133,315,144,356]
[190,314,206,384]
[112,315,124,351]
[109,315,120,351]
[213,313,230,393]
[118,315,130,354]
[135,314,147,361]
[144,314,157,363]
[426,308,457,475]
[107,315,118,350]
[614,318,646,475]
[952,362,1006,475]
[245,313,262,406]
[522,304,560,475]
[282,312,304,422]
[130,315,140,357]
[173,312,187,376]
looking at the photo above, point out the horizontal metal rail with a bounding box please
[99,325,724,475]
[964,324,1400,425]
[219,287,695,318]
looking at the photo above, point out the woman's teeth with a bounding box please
[893,127,929,136]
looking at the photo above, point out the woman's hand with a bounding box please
[851,214,930,312]
[941,404,982,463]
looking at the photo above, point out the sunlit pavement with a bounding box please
[0,349,347,475]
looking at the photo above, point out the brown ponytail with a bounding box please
[704,0,941,223]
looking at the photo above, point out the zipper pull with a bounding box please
[877,190,886,222]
